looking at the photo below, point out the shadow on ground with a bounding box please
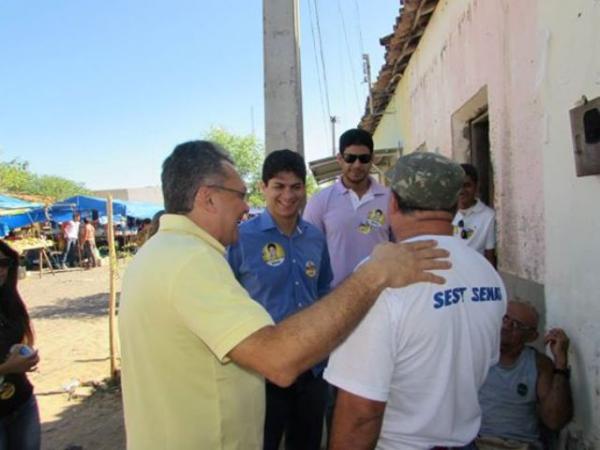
[29,294,120,320]
[42,382,125,450]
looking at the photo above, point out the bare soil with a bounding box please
[21,263,126,450]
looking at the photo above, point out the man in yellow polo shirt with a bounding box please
[119,141,451,450]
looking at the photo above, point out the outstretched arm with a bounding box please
[228,240,450,387]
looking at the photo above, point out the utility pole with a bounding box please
[330,116,337,156]
[362,54,373,115]
[263,0,304,156]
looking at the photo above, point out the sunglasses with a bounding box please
[457,220,468,239]
[342,153,372,164]
[0,259,15,268]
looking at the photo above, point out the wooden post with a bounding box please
[107,196,119,378]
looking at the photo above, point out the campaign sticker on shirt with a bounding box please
[358,208,385,234]
[0,382,15,400]
[516,382,528,397]
[262,242,285,267]
[305,260,317,278]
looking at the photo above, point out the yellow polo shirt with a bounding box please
[119,214,273,450]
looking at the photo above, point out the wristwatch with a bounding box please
[553,367,571,380]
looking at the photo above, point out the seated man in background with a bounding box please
[477,301,573,450]
[452,163,497,267]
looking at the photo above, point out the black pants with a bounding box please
[263,370,328,450]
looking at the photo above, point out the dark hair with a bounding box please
[461,163,479,184]
[267,243,276,251]
[83,218,90,225]
[339,128,374,155]
[161,141,234,214]
[0,241,33,345]
[262,149,306,184]
[392,191,457,215]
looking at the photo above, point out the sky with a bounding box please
[0,1,400,190]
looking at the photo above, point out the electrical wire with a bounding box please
[305,0,330,141]
[337,0,361,115]
[312,0,332,119]
[353,0,365,55]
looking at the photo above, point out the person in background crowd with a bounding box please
[118,140,450,450]
[228,150,333,450]
[477,300,573,450]
[0,240,41,450]
[81,218,97,269]
[325,153,506,450]
[452,163,497,267]
[303,128,392,436]
[135,219,152,246]
[147,210,164,240]
[61,213,80,269]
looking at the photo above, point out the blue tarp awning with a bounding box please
[0,194,46,237]
[53,195,127,217]
[121,201,163,220]
[0,195,164,236]
[0,208,49,237]
[0,194,42,210]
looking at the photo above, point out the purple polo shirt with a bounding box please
[303,177,391,288]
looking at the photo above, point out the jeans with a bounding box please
[61,238,78,266]
[0,394,41,450]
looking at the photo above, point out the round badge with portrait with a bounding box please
[0,383,15,400]
[262,242,285,267]
[305,260,317,278]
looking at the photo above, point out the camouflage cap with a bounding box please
[385,152,465,210]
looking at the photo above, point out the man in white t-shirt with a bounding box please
[61,213,80,268]
[324,153,506,450]
[452,163,496,267]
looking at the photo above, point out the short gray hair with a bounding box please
[161,140,233,214]
[510,298,540,328]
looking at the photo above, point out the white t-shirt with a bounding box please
[452,199,496,254]
[64,220,80,240]
[324,235,506,450]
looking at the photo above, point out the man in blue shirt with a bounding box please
[228,149,333,450]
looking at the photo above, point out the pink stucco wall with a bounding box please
[387,0,545,282]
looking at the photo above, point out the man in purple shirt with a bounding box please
[304,128,391,288]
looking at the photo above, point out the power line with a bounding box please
[312,0,332,119]
[337,0,361,115]
[305,0,330,141]
[353,0,365,55]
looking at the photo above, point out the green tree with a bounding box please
[204,127,265,206]
[203,127,321,207]
[0,157,90,201]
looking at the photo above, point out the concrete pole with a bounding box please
[263,0,304,156]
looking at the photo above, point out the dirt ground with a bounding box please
[21,262,127,450]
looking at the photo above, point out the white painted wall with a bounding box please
[373,0,545,283]
[539,0,600,444]
[371,0,600,445]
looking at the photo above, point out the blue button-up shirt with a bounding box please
[227,210,333,375]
